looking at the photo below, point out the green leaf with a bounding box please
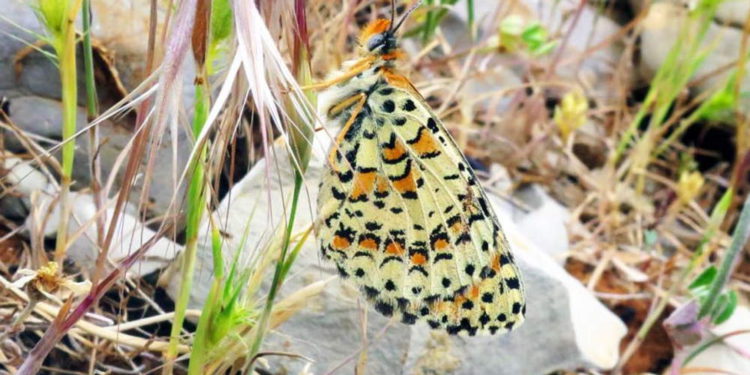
[689,266,717,291]
[521,23,546,45]
[210,0,233,44]
[696,74,738,122]
[37,0,68,36]
[712,290,737,325]
[531,41,557,56]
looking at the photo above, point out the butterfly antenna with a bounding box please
[390,0,396,29]
[392,0,423,33]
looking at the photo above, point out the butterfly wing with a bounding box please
[317,80,525,336]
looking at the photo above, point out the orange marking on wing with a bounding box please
[332,235,351,250]
[359,238,378,251]
[386,241,405,256]
[392,168,418,194]
[491,254,501,272]
[383,140,407,162]
[376,176,389,194]
[411,253,427,265]
[410,128,439,156]
[450,220,465,234]
[350,171,376,199]
[359,19,391,45]
[469,285,480,299]
[382,68,424,100]
[433,238,449,251]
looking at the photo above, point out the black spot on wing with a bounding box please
[402,312,418,324]
[337,170,353,183]
[336,264,349,278]
[402,99,416,111]
[380,131,397,148]
[434,253,453,263]
[365,221,382,231]
[506,277,521,290]
[375,301,394,316]
[382,100,395,113]
[426,118,439,133]
[512,302,522,314]
[384,280,396,291]
[331,187,346,201]
[363,286,380,299]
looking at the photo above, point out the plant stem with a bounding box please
[81,0,98,118]
[53,0,85,264]
[698,194,750,318]
[81,0,107,284]
[163,73,211,371]
[247,173,303,365]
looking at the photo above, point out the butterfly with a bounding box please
[314,1,525,336]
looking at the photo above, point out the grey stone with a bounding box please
[26,190,178,277]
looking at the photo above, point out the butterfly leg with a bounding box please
[327,92,367,172]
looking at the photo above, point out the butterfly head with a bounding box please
[358,1,422,58]
[359,19,398,56]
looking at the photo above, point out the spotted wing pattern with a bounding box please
[317,77,526,336]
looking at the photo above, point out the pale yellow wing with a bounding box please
[317,80,525,336]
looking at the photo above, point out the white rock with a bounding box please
[173,134,627,374]
[511,184,570,263]
[1,153,50,196]
[25,191,178,277]
[0,153,51,219]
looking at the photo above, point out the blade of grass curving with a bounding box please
[36,0,84,264]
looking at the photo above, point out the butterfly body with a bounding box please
[316,16,525,336]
